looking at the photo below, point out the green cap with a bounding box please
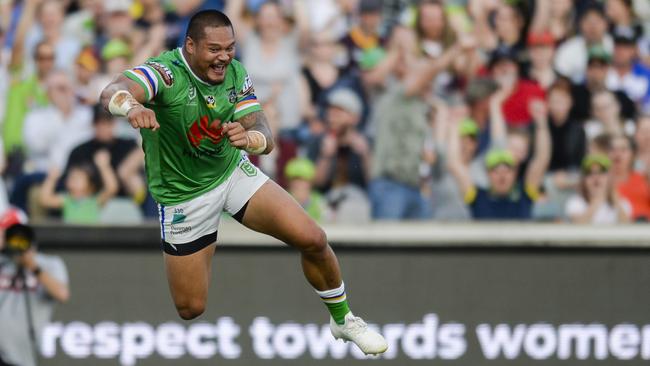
[485,149,515,170]
[581,154,611,173]
[102,39,132,61]
[359,47,386,70]
[285,158,316,180]
[587,45,611,64]
[459,118,479,137]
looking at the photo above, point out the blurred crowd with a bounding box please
[1,0,650,224]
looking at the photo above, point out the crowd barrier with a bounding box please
[28,222,650,365]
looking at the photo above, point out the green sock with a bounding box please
[315,282,350,325]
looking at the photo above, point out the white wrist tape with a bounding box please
[108,90,141,117]
[245,130,267,154]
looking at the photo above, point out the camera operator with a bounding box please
[0,212,69,366]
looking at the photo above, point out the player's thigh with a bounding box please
[164,243,216,307]
[157,188,225,306]
[241,180,325,249]
[223,156,324,249]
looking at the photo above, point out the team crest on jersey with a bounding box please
[228,89,237,104]
[146,61,174,87]
[205,95,216,109]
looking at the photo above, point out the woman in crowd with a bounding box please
[565,154,631,224]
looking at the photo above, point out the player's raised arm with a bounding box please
[100,74,160,131]
[221,111,275,155]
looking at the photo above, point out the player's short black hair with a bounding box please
[186,10,233,42]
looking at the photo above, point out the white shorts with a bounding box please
[157,155,268,255]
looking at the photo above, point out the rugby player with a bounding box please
[100,10,387,355]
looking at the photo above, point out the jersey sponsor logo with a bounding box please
[240,74,254,96]
[205,95,216,109]
[228,89,237,104]
[146,61,174,87]
[186,116,225,148]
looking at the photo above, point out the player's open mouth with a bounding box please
[210,64,226,75]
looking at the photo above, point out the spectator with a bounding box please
[555,4,613,83]
[62,0,104,46]
[339,0,386,72]
[102,38,132,76]
[537,80,587,220]
[64,105,145,203]
[587,90,633,138]
[571,45,638,122]
[526,31,558,90]
[0,221,69,366]
[548,81,587,174]
[606,29,650,112]
[22,70,93,173]
[25,0,82,73]
[300,31,347,132]
[3,0,51,159]
[609,135,650,221]
[489,47,546,127]
[40,150,119,224]
[529,0,575,42]
[448,100,551,220]
[74,46,111,105]
[368,28,470,220]
[11,70,93,215]
[308,88,370,192]
[429,101,473,221]
[471,0,527,54]
[565,154,631,224]
[227,0,308,132]
[606,0,645,41]
[284,157,327,223]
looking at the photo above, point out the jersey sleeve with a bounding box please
[232,62,262,120]
[123,59,175,102]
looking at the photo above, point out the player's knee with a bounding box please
[176,300,206,320]
[301,226,328,254]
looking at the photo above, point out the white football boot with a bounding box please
[330,312,388,355]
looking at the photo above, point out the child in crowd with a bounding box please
[285,158,327,222]
[39,150,118,224]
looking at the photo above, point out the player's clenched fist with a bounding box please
[221,122,248,148]
[127,105,160,131]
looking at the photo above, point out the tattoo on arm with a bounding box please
[238,111,275,154]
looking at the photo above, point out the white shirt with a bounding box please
[606,67,650,103]
[554,35,614,83]
[565,194,632,224]
[22,105,93,172]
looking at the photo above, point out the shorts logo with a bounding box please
[171,213,186,224]
[240,160,257,177]
[205,95,216,109]
[146,61,174,87]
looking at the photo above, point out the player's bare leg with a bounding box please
[164,243,216,320]
[240,181,341,291]
[240,180,387,355]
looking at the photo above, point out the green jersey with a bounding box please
[124,48,262,205]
